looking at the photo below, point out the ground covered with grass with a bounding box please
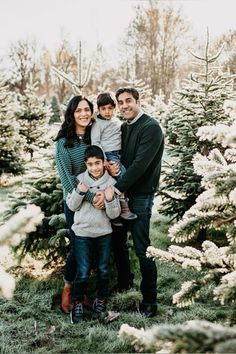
[0,216,232,353]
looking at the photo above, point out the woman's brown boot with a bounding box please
[61,284,72,313]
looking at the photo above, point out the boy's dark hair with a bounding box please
[115,87,139,101]
[97,92,116,108]
[84,145,105,162]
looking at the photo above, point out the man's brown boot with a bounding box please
[61,284,72,313]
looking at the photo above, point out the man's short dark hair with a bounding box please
[84,145,105,162]
[97,92,116,108]
[115,87,139,101]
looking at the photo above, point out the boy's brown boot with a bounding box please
[61,284,72,313]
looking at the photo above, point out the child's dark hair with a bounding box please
[84,145,105,162]
[97,92,116,108]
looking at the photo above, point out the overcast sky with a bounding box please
[0,0,236,54]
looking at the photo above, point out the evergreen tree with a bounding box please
[119,112,236,354]
[0,81,24,175]
[52,40,92,96]
[119,320,236,353]
[161,34,236,223]
[49,96,61,124]
[0,204,43,299]
[3,150,68,264]
[14,81,52,160]
[147,110,236,311]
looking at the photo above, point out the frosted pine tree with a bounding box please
[49,96,61,124]
[119,107,236,354]
[52,40,92,96]
[147,103,236,310]
[15,81,52,160]
[119,320,236,353]
[0,81,24,176]
[3,150,68,264]
[0,205,43,299]
[161,32,236,225]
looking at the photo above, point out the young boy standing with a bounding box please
[66,145,120,324]
[91,92,137,221]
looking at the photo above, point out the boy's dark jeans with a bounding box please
[72,234,111,302]
[112,193,157,305]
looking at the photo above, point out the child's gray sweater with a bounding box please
[66,170,120,238]
[91,114,122,152]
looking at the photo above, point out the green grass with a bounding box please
[0,218,232,353]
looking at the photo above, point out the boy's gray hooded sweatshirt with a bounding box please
[66,170,120,238]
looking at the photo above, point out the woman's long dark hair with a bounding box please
[54,95,94,147]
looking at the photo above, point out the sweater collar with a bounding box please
[127,110,144,125]
[84,169,110,186]
[96,113,107,121]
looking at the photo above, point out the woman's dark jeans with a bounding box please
[112,193,157,305]
[63,201,77,283]
[72,234,111,301]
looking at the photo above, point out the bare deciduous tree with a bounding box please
[122,0,189,101]
[8,39,39,94]
[51,37,77,103]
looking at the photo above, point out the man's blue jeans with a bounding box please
[72,234,111,301]
[112,193,157,305]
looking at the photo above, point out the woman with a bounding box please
[55,95,96,313]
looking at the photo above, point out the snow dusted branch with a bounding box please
[168,118,236,245]
[147,106,236,308]
[0,204,44,245]
[147,240,236,307]
[0,205,44,299]
[119,320,236,353]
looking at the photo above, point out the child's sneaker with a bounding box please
[70,301,84,324]
[92,298,107,320]
[120,197,137,220]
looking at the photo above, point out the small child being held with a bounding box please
[91,92,137,222]
[66,145,121,324]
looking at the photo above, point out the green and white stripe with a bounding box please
[55,137,93,202]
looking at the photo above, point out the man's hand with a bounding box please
[93,191,105,209]
[107,161,120,177]
[104,186,114,202]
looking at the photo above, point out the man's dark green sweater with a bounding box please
[115,113,164,195]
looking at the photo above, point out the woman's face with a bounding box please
[74,99,92,133]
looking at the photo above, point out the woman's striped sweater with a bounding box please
[55,137,93,202]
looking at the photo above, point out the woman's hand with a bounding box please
[78,182,89,193]
[106,161,120,177]
[93,191,105,209]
